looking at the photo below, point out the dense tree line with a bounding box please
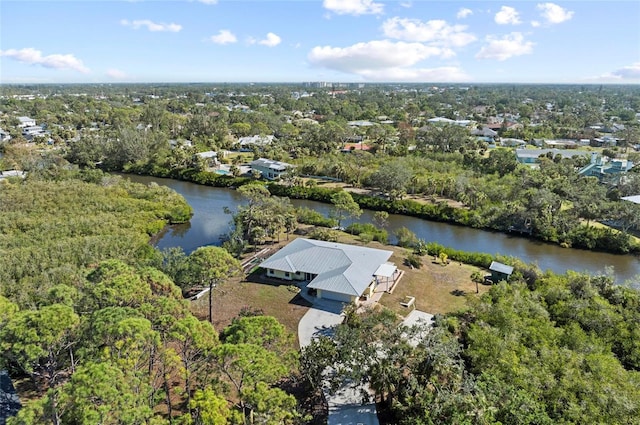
[0,171,305,424]
[2,83,639,256]
[302,271,640,424]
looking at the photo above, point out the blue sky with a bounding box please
[1,0,639,84]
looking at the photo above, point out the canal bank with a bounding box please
[123,174,640,286]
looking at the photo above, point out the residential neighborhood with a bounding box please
[1,82,639,425]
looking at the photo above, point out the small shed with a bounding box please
[489,261,514,283]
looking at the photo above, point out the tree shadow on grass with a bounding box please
[450,289,466,296]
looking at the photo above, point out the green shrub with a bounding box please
[345,223,388,244]
[308,228,339,242]
[405,253,422,269]
[296,207,337,228]
[395,227,418,248]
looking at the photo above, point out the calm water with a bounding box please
[125,174,640,286]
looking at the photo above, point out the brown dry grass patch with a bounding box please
[329,234,492,317]
[190,230,493,344]
[190,272,311,344]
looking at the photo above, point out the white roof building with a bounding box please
[17,116,36,127]
[260,238,395,303]
[237,135,275,150]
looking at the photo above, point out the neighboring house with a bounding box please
[427,117,473,127]
[347,120,375,127]
[621,195,640,205]
[195,151,219,167]
[341,142,372,153]
[250,158,292,180]
[592,136,618,147]
[0,170,27,181]
[169,139,193,149]
[579,156,634,180]
[237,135,274,151]
[543,139,579,149]
[489,261,514,283]
[500,138,527,148]
[0,128,11,142]
[471,127,498,139]
[17,116,36,128]
[260,238,397,303]
[21,125,47,138]
[515,149,591,167]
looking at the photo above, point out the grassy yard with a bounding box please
[332,235,492,317]
[191,229,494,343]
[191,275,311,342]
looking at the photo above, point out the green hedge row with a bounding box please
[120,164,638,255]
[345,223,388,244]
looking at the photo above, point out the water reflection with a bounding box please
[124,174,639,286]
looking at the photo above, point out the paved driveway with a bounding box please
[298,304,379,425]
[298,307,343,348]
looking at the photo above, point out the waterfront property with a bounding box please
[259,238,398,303]
[17,116,36,128]
[250,157,292,180]
[579,157,634,180]
[515,148,591,167]
[489,261,514,283]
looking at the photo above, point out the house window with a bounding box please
[268,269,274,274]
[285,272,290,278]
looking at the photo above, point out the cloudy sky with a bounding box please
[1,0,638,84]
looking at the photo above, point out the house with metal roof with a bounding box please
[17,116,36,128]
[259,238,396,303]
[237,135,275,151]
[489,261,514,283]
[250,158,292,180]
[515,149,591,167]
[621,195,640,205]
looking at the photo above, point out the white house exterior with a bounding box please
[17,116,36,128]
[515,149,591,167]
[250,158,292,180]
[0,128,11,142]
[260,238,396,303]
[237,135,274,151]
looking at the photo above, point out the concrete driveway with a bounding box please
[298,306,343,348]
[298,302,380,425]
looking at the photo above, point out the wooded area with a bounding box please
[1,83,639,424]
[3,83,637,253]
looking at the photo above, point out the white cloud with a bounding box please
[382,17,476,47]
[400,2,412,8]
[537,3,574,24]
[308,40,454,74]
[197,0,218,4]
[106,68,128,80]
[359,66,470,82]
[457,8,473,19]
[495,6,521,25]
[259,32,282,47]
[120,19,182,32]
[531,20,541,27]
[209,30,237,45]
[611,63,640,79]
[476,32,534,61]
[323,0,384,16]
[0,47,89,73]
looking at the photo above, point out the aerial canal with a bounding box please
[125,174,640,285]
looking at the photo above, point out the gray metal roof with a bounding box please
[515,149,591,159]
[260,238,393,297]
[489,261,514,275]
[622,195,640,205]
[250,158,291,171]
